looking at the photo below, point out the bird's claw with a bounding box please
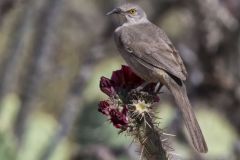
[154,82,163,94]
[131,82,149,93]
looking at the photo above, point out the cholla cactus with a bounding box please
[98,65,171,160]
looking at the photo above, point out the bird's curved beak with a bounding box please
[106,8,122,16]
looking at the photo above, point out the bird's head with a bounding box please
[106,3,148,24]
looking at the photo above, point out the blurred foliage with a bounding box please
[0,0,239,160]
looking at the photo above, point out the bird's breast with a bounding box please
[114,25,166,83]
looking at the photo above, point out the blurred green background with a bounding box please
[0,0,240,159]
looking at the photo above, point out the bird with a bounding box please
[106,3,208,153]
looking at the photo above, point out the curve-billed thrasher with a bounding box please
[107,3,208,153]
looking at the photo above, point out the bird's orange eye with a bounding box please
[128,9,136,14]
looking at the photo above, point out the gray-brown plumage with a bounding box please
[107,3,208,153]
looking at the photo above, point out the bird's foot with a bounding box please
[132,82,149,92]
[154,82,163,94]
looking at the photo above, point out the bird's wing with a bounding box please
[119,25,187,81]
[157,28,187,78]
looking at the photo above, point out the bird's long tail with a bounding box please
[165,76,208,153]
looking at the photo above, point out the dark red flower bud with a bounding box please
[111,65,144,91]
[122,105,128,115]
[98,100,112,115]
[111,70,125,89]
[109,108,128,129]
[100,77,116,97]
[121,65,143,87]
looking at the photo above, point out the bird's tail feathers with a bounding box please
[165,76,208,153]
